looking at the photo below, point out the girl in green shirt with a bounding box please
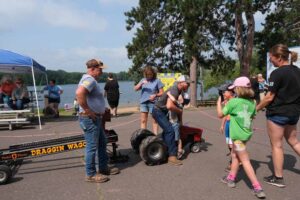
[217,76,266,199]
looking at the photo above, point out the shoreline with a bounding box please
[117,105,139,114]
[54,105,140,117]
[58,105,214,117]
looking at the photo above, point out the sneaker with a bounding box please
[85,174,109,183]
[221,176,236,188]
[252,188,266,199]
[263,175,285,188]
[168,156,183,166]
[98,167,120,175]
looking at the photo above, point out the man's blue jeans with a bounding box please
[15,99,24,110]
[79,116,108,177]
[152,107,177,156]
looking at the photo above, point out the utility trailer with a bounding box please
[0,110,128,185]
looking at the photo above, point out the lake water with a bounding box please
[29,81,218,109]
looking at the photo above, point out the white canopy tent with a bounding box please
[0,49,48,130]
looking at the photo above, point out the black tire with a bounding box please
[130,129,155,153]
[0,165,12,185]
[139,136,167,165]
[190,142,201,153]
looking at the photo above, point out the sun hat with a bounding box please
[228,76,251,89]
[177,75,191,83]
[86,59,107,69]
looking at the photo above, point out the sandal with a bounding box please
[85,174,109,183]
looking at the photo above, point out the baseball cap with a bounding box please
[228,76,251,89]
[177,75,191,83]
[86,59,107,69]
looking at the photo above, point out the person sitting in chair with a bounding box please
[11,78,30,110]
[0,75,16,106]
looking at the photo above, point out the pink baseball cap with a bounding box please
[228,76,251,89]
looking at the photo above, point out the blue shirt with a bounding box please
[138,78,164,104]
[78,74,106,114]
[44,85,62,99]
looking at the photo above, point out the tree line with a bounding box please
[0,70,134,86]
[125,0,300,106]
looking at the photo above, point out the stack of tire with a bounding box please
[130,129,167,165]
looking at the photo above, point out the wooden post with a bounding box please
[189,56,198,107]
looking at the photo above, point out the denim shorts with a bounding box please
[140,101,155,113]
[266,115,299,126]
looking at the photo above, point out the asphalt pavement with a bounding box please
[0,107,299,200]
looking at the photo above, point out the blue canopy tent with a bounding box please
[0,49,47,130]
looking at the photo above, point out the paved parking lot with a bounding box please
[0,107,299,200]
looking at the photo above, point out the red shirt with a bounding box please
[1,83,16,96]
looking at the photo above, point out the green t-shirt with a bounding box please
[222,98,256,141]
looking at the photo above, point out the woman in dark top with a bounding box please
[257,44,300,188]
[104,73,120,117]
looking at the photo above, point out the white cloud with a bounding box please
[40,1,107,31]
[0,0,107,32]
[0,0,36,31]
[32,46,131,73]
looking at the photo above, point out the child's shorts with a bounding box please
[172,122,180,141]
[224,120,232,145]
[233,140,247,151]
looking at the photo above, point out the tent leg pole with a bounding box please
[31,63,42,130]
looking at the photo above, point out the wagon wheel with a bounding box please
[0,165,12,185]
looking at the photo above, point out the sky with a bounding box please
[0,0,266,73]
[0,0,139,73]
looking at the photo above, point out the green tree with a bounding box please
[0,71,133,86]
[255,0,300,74]
[211,0,274,77]
[125,0,234,106]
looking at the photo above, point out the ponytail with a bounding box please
[270,44,298,65]
[290,51,298,65]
